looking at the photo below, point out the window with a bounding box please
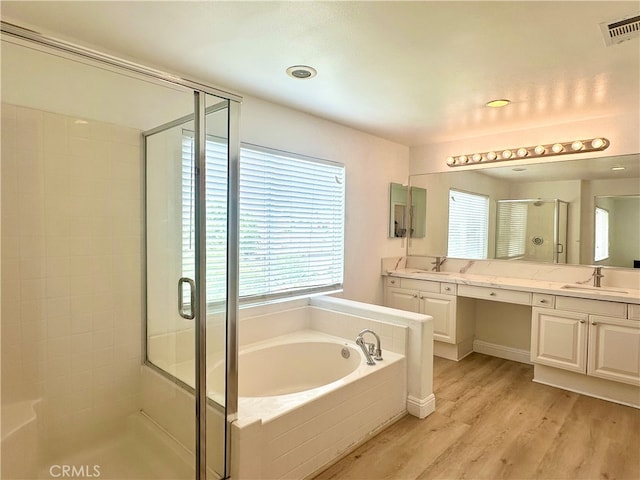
[447,189,489,259]
[495,201,527,259]
[594,206,609,262]
[182,136,345,304]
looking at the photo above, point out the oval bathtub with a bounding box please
[206,333,364,399]
[238,341,360,396]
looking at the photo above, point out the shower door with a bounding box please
[145,93,239,479]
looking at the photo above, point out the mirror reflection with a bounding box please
[389,183,426,238]
[408,153,640,268]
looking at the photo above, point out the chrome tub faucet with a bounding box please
[355,329,383,365]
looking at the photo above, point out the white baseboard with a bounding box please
[407,393,436,419]
[473,340,532,365]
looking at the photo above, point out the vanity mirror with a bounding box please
[408,153,640,268]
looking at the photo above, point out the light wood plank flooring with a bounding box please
[314,353,640,480]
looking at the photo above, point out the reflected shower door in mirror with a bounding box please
[408,153,640,267]
[496,199,568,264]
[389,183,426,238]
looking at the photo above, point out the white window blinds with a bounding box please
[181,136,229,304]
[182,137,345,304]
[447,189,489,259]
[495,202,527,259]
[594,206,609,262]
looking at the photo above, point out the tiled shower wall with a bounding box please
[1,104,143,456]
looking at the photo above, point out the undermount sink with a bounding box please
[407,269,452,276]
[561,284,629,295]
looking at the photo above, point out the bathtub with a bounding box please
[230,329,406,479]
[143,296,433,479]
[213,333,362,398]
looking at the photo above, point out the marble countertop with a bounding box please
[385,268,640,304]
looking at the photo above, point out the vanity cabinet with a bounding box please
[385,280,456,342]
[587,315,640,386]
[385,277,473,360]
[531,307,588,373]
[531,302,640,387]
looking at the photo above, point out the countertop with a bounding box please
[385,268,640,304]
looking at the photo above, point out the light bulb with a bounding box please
[534,145,546,155]
[552,143,564,153]
[591,138,605,149]
[472,153,482,162]
[446,156,456,166]
[502,150,512,159]
[487,151,497,161]
[459,155,468,164]
[517,148,528,158]
[571,141,584,151]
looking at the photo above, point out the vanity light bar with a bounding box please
[446,137,610,167]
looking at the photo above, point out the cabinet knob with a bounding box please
[579,320,586,324]
[539,299,547,304]
[390,280,396,284]
[444,287,451,291]
[489,292,496,296]
[412,294,418,298]
[591,321,597,325]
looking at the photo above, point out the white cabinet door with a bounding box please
[421,293,456,344]
[588,315,640,386]
[384,287,420,313]
[531,307,588,373]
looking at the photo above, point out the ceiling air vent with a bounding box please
[599,14,640,46]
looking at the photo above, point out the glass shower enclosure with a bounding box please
[495,199,568,264]
[144,94,240,479]
[1,21,239,480]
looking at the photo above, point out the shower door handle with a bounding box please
[557,244,564,254]
[178,277,196,320]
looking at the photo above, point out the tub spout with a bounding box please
[355,329,383,365]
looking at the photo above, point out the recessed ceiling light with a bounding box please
[611,166,625,171]
[286,65,317,79]
[486,99,511,108]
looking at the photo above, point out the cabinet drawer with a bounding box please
[555,296,627,318]
[458,284,531,305]
[385,276,401,287]
[440,283,457,295]
[629,304,640,321]
[532,293,555,308]
[401,278,440,293]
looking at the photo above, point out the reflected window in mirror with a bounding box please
[594,206,610,262]
[447,189,489,259]
[593,195,640,267]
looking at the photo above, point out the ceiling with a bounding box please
[1,1,639,147]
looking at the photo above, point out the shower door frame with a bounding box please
[0,21,241,480]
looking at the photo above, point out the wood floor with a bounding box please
[313,353,640,480]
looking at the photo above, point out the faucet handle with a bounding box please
[373,347,383,361]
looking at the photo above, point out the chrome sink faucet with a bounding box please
[592,266,604,287]
[355,329,383,365]
[432,256,447,272]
